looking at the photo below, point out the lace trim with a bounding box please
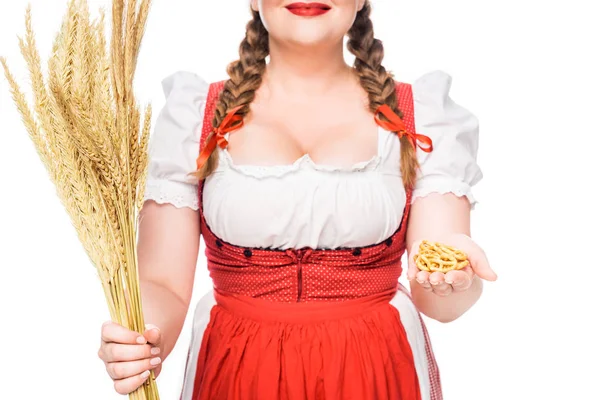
[219,149,381,179]
[412,177,477,210]
[143,179,199,210]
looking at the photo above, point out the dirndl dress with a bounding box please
[143,69,482,400]
[191,80,437,400]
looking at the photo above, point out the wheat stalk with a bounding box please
[2,0,157,398]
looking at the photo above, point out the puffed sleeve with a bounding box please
[412,70,483,209]
[142,71,209,210]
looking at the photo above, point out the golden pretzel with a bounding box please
[413,240,469,273]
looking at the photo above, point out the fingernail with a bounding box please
[141,370,150,379]
[431,281,441,285]
[446,280,454,285]
[416,279,425,284]
[151,347,161,356]
[136,336,146,344]
[150,357,161,366]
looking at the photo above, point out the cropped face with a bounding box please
[250,0,366,47]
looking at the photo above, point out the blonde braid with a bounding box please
[347,1,419,191]
[192,9,269,180]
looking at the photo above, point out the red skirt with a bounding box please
[191,288,422,400]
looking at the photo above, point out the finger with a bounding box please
[456,238,497,282]
[101,343,158,363]
[469,249,497,281]
[106,356,162,381]
[113,370,151,395]
[407,240,422,281]
[430,272,453,297]
[143,324,162,346]
[442,234,497,282]
[415,271,432,291]
[102,321,146,345]
[445,269,473,292]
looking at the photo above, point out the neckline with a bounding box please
[220,125,388,176]
[221,148,381,171]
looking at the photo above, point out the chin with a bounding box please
[270,25,343,48]
[284,33,331,47]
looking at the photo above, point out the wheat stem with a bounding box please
[2,0,156,398]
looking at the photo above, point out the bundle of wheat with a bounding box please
[1,0,158,398]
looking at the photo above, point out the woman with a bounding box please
[97,1,497,399]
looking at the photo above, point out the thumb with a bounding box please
[143,323,162,346]
[444,234,497,282]
[468,247,497,281]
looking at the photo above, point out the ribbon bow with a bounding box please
[374,104,433,153]
[196,105,244,170]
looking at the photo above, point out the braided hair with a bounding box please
[192,1,419,191]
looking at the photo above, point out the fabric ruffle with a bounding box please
[219,148,382,179]
[143,178,199,210]
[411,174,477,209]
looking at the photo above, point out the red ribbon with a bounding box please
[196,105,244,170]
[374,104,433,153]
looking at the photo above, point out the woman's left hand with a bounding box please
[407,233,497,296]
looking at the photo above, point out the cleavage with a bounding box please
[225,119,379,168]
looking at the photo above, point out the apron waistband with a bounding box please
[213,287,397,324]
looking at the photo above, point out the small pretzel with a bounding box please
[413,240,469,273]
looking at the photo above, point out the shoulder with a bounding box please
[393,70,458,114]
[412,69,453,88]
[410,70,455,106]
[410,69,479,129]
[154,71,213,138]
[408,70,483,208]
[411,70,475,117]
[394,69,451,92]
[161,70,210,97]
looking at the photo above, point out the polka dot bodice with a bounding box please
[199,180,412,302]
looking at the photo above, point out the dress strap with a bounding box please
[199,80,226,153]
[394,82,417,136]
[394,81,417,201]
[197,80,225,231]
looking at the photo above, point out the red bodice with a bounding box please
[198,179,412,302]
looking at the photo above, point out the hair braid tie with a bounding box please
[196,105,244,170]
[374,104,433,153]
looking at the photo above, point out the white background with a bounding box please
[1,0,599,399]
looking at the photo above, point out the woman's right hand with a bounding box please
[98,321,163,395]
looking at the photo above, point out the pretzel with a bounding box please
[413,240,469,273]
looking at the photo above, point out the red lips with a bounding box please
[286,2,331,17]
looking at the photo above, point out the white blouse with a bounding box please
[143,70,482,250]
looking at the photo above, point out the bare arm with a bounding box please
[406,193,495,323]
[137,200,200,362]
